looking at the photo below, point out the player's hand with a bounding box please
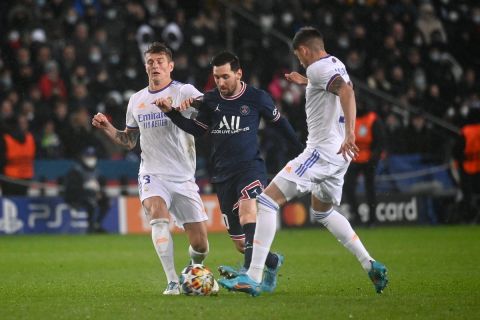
[154,97,174,113]
[178,97,194,112]
[337,132,359,161]
[285,72,308,85]
[92,112,111,130]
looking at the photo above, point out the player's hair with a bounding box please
[292,27,325,50]
[144,42,173,61]
[210,51,241,72]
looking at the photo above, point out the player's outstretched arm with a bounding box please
[153,99,209,137]
[285,72,308,85]
[327,77,359,161]
[92,112,139,150]
[272,116,304,155]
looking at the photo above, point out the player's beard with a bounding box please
[222,82,236,97]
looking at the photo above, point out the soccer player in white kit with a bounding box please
[92,42,209,295]
[221,27,388,296]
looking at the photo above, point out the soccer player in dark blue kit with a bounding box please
[155,51,303,293]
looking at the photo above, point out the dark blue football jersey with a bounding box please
[194,82,281,182]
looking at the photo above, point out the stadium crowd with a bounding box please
[0,0,479,176]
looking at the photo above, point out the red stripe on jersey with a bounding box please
[193,119,209,130]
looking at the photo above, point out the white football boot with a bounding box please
[163,281,180,295]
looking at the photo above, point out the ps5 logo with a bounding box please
[0,199,23,234]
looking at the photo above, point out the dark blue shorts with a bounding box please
[213,170,267,240]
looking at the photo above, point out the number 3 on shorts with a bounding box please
[142,175,151,185]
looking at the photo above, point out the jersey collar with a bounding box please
[148,80,174,94]
[220,81,246,100]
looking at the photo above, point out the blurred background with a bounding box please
[0,0,479,234]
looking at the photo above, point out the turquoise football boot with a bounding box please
[368,260,388,293]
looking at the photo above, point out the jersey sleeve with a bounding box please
[191,92,213,128]
[125,96,138,129]
[258,90,281,122]
[307,61,342,92]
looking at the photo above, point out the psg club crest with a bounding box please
[240,105,250,115]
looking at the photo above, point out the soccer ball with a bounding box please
[179,264,218,296]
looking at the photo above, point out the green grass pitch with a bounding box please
[1,226,479,319]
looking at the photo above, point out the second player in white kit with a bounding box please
[220,27,388,296]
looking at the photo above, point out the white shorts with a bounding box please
[138,174,207,226]
[273,148,349,205]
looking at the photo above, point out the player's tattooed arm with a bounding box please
[329,76,359,160]
[327,75,351,96]
[114,129,139,150]
[92,112,139,149]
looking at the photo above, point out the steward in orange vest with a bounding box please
[0,115,36,196]
[353,111,384,164]
[343,108,385,226]
[3,132,35,179]
[460,124,480,175]
[453,118,480,223]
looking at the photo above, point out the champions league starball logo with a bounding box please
[240,105,250,115]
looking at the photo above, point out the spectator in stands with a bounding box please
[63,146,109,233]
[416,3,447,45]
[37,120,63,159]
[62,106,105,159]
[384,112,406,155]
[38,61,67,101]
[0,114,36,196]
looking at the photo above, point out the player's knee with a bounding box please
[311,207,334,222]
[143,197,168,219]
[257,193,280,213]
[239,212,256,225]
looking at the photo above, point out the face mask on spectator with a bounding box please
[106,9,117,20]
[125,68,137,79]
[413,35,423,46]
[338,36,349,49]
[191,35,205,47]
[473,14,480,24]
[82,156,97,169]
[414,72,427,91]
[324,13,333,26]
[429,51,441,62]
[89,52,102,63]
[109,53,120,65]
[446,107,455,118]
[0,73,12,88]
[282,12,293,25]
[66,13,78,25]
[460,105,469,117]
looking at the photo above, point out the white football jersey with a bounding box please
[305,55,351,165]
[126,81,202,181]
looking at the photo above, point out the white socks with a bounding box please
[151,218,178,283]
[189,244,209,264]
[314,208,373,271]
[247,193,279,283]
